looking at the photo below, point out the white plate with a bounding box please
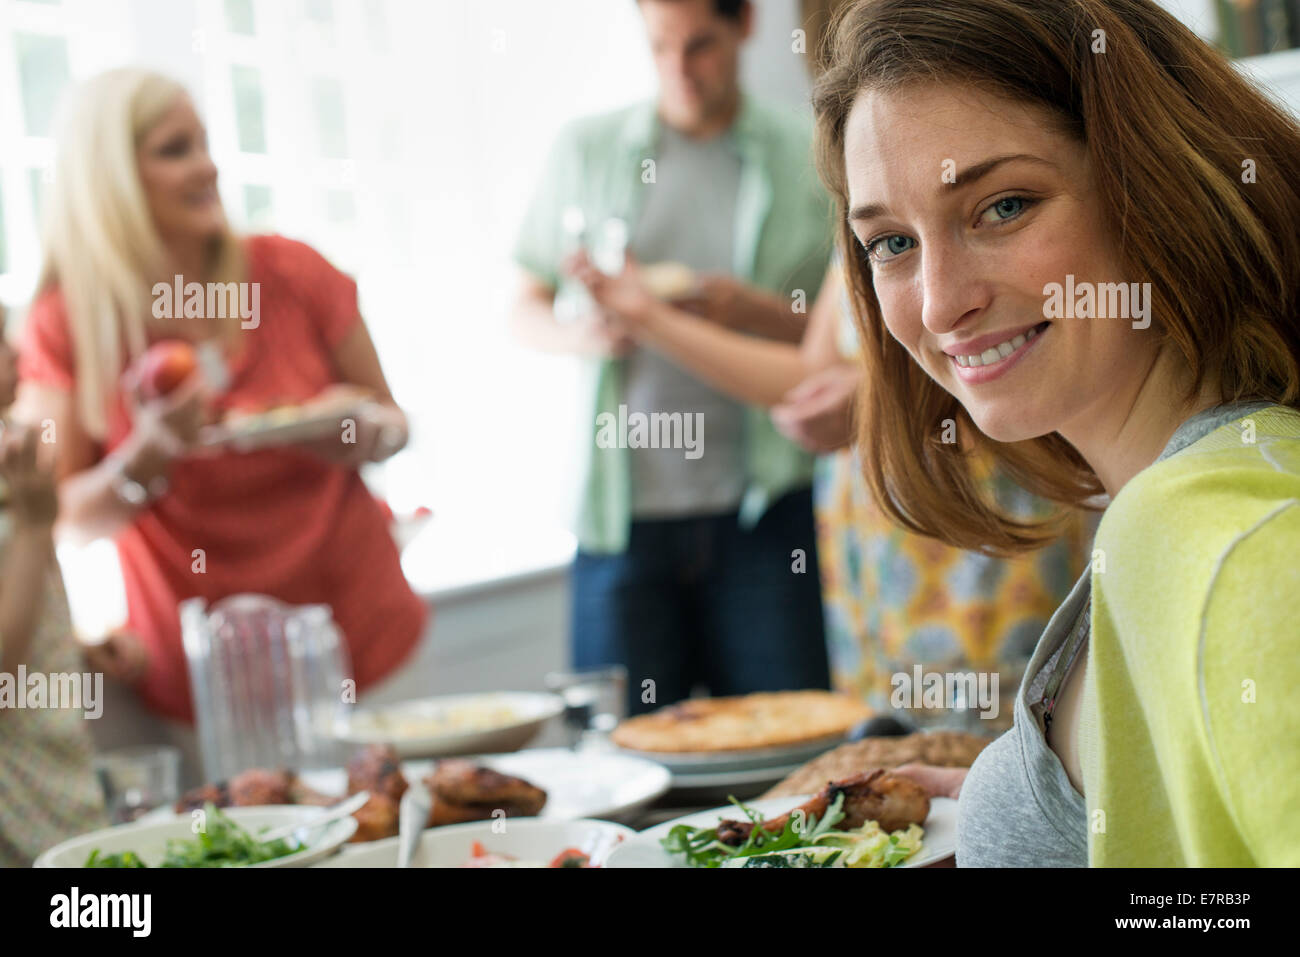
[616,732,850,774]
[298,748,672,824]
[35,805,357,868]
[312,817,635,867]
[605,795,958,868]
[198,403,365,451]
[331,692,565,759]
[667,762,806,790]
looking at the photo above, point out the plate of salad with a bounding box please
[34,803,357,868]
[606,793,957,868]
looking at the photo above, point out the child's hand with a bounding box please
[0,424,58,528]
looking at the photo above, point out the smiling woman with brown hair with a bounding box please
[813,0,1300,865]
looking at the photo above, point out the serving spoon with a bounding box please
[397,782,433,868]
[258,790,370,845]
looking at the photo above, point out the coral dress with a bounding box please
[19,234,428,722]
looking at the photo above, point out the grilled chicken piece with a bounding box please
[425,760,547,816]
[420,759,548,826]
[174,768,296,812]
[716,769,930,845]
[174,782,229,813]
[425,798,546,827]
[228,768,295,806]
[349,793,400,842]
[346,744,409,803]
[287,778,339,807]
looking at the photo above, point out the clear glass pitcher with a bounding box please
[181,594,352,783]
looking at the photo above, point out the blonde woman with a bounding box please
[811,0,1300,865]
[15,69,427,725]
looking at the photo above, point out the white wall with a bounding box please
[741,0,812,111]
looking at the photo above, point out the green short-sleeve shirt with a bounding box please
[513,96,834,552]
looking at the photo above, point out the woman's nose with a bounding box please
[194,148,218,181]
[919,241,990,336]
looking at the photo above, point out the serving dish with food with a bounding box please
[330,691,564,759]
[606,769,956,869]
[163,744,555,843]
[197,385,373,451]
[35,803,357,869]
[153,741,670,844]
[612,690,874,781]
[313,817,634,868]
[761,730,992,798]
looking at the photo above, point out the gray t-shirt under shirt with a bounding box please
[625,122,747,518]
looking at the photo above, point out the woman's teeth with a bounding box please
[954,325,1041,368]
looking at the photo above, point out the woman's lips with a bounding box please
[948,321,1049,385]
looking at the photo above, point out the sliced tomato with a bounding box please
[549,848,591,868]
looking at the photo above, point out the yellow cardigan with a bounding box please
[1080,404,1300,866]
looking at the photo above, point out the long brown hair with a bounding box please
[813,0,1300,555]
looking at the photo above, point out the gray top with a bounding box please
[956,400,1276,867]
[625,122,748,518]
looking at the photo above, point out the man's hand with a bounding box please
[568,310,636,358]
[771,363,863,453]
[676,273,748,328]
[563,249,657,326]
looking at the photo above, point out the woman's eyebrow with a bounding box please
[943,153,1058,192]
[848,153,1059,223]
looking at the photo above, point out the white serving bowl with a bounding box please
[313,816,635,868]
[331,691,565,759]
[35,805,357,868]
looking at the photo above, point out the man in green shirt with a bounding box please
[511,0,834,715]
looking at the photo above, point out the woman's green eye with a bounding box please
[868,235,917,261]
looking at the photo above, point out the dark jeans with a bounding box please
[571,488,830,716]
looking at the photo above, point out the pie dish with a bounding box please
[610,691,873,754]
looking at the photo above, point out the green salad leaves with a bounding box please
[661,793,847,868]
[84,804,301,868]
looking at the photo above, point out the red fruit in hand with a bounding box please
[136,340,197,399]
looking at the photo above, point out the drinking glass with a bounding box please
[544,666,628,750]
[94,745,181,824]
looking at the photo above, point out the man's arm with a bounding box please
[569,256,845,408]
[685,275,808,344]
[510,269,633,358]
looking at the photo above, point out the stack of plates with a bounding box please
[617,733,851,803]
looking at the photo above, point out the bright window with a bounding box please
[0,0,657,603]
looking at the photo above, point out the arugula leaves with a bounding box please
[661,793,847,869]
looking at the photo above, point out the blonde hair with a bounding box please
[36,68,242,439]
